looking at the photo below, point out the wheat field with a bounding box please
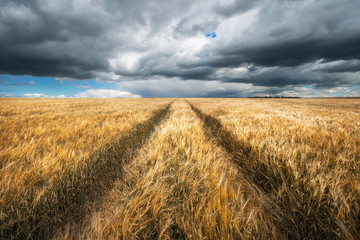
[0,98,171,239]
[0,98,359,239]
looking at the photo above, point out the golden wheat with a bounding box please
[0,98,171,239]
[57,101,282,239]
[1,98,359,239]
[190,98,360,239]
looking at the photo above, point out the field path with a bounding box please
[59,100,282,239]
[189,102,342,239]
[1,103,172,240]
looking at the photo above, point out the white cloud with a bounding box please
[281,85,360,98]
[23,93,48,98]
[23,93,68,98]
[0,92,14,97]
[74,89,141,98]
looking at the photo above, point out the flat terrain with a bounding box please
[0,98,359,239]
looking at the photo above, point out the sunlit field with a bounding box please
[190,98,360,239]
[0,98,359,239]
[0,98,171,239]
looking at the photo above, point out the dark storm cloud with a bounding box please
[115,0,360,89]
[0,0,359,97]
[314,60,360,73]
[116,64,215,81]
[199,0,360,69]
[214,34,360,68]
[174,18,219,38]
[218,65,359,89]
[0,0,194,79]
[213,0,260,17]
[0,0,112,78]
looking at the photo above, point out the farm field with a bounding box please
[0,98,359,239]
[0,98,171,239]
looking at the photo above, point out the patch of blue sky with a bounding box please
[205,32,216,38]
[0,74,116,97]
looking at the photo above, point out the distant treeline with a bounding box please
[249,96,302,98]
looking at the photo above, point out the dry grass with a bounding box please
[1,98,359,239]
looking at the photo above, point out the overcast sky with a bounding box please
[0,0,359,98]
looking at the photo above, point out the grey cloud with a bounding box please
[113,77,347,98]
[0,0,359,97]
[0,0,114,78]
[214,63,360,89]
[115,78,267,98]
[117,64,214,81]
[174,18,220,38]
[0,0,194,79]
[213,0,260,17]
[315,60,360,73]
[215,35,360,68]
[203,0,360,68]
[116,0,360,87]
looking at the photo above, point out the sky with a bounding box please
[0,0,359,98]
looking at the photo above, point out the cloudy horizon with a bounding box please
[1,0,359,98]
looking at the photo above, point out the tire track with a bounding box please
[1,103,172,240]
[189,102,340,239]
[73,101,282,239]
